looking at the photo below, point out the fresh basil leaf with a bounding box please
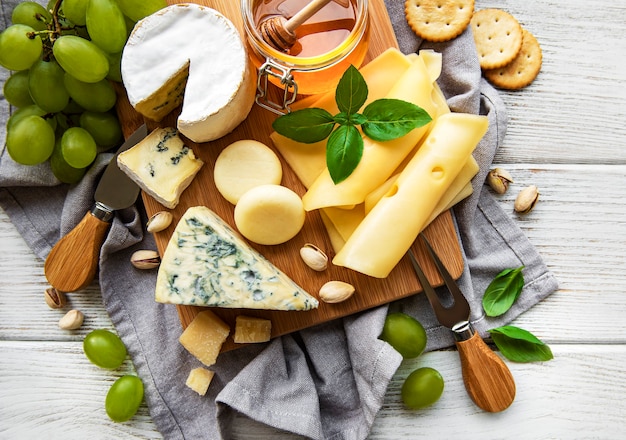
[326,124,363,184]
[335,65,368,115]
[272,108,335,143]
[333,112,367,126]
[361,99,432,141]
[482,266,525,317]
[488,325,554,363]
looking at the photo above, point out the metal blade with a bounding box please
[94,124,148,210]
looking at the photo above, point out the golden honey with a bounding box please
[241,0,370,110]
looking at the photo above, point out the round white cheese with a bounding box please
[121,4,256,143]
[234,184,306,246]
[214,139,283,205]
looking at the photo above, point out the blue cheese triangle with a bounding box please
[155,206,318,311]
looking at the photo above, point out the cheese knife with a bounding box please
[408,233,516,412]
[44,123,148,292]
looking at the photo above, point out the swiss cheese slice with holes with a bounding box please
[121,3,255,142]
[155,206,319,311]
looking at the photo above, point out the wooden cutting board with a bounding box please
[114,0,465,351]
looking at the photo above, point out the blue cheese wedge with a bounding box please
[155,206,319,311]
[117,127,203,209]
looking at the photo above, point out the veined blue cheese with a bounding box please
[117,127,203,209]
[155,206,319,311]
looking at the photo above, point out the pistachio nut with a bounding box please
[45,287,67,309]
[514,185,540,214]
[299,243,328,271]
[319,281,355,304]
[487,168,514,194]
[147,211,173,233]
[130,249,161,269]
[58,309,84,330]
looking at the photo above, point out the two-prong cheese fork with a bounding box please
[408,233,516,412]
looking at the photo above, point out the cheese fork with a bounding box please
[408,234,516,413]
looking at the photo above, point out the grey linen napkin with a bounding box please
[1,1,558,438]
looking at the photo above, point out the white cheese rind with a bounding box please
[121,4,255,142]
[155,206,319,311]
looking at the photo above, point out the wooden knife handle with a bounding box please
[455,331,516,412]
[44,211,111,292]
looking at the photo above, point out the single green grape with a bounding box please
[401,367,444,409]
[105,50,123,83]
[7,104,57,132]
[380,312,427,359]
[52,35,109,83]
[0,24,43,71]
[116,0,167,22]
[61,127,97,169]
[86,0,127,54]
[62,0,88,26]
[4,70,34,108]
[6,115,55,165]
[50,137,87,184]
[63,73,116,113]
[29,59,70,113]
[80,111,123,149]
[105,375,144,423]
[62,99,85,115]
[11,1,52,31]
[83,329,128,370]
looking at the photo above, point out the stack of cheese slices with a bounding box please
[271,48,487,278]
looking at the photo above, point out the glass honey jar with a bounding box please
[241,0,370,113]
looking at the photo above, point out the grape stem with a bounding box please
[50,0,64,43]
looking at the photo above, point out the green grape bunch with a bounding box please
[1,0,166,183]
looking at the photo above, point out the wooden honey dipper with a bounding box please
[259,0,349,51]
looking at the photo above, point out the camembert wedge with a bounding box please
[155,206,319,311]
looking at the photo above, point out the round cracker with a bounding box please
[405,0,475,43]
[470,8,523,69]
[484,28,542,89]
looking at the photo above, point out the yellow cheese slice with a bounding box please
[318,210,346,253]
[327,156,478,243]
[301,56,437,211]
[291,48,413,112]
[425,156,479,225]
[332,112,489,278]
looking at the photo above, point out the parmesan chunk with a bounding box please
[179,310,230,367]
[233,316,272,344]
[185,367,215,396]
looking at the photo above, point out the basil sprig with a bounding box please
[272,65,432,184]
[482,266,525,317]
[488,325,554,363]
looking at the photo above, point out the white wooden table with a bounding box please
[2,0,626,438]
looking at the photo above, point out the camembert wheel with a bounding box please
[121,4,256,143]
